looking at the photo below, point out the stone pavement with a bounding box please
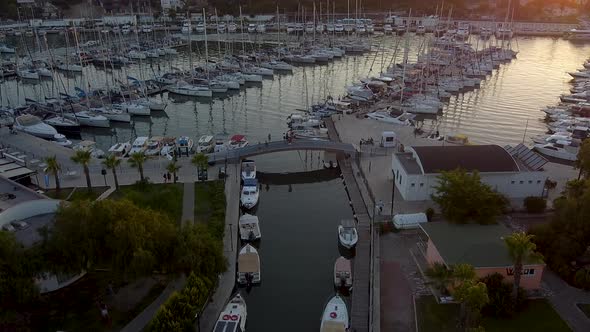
[543,270,590,332]
[197,163,240,332]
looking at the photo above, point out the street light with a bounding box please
[101,168,108,186]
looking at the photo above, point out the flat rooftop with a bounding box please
[0,176,43,212]
[395,151,423,175]
[14,213,55,248]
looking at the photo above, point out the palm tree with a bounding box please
[191,153,208,181]
[71,150,93,192]
[103,155,121,189]
[425,262,452,295]
[504,232,543,302]
[128,152,148,182]
[44,156,61,192]
[166,161,181,184]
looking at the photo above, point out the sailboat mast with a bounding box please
[203,9,209,80]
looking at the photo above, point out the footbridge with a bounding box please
[206,140,357,164]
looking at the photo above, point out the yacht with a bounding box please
[237,244,261,285]
[305,22,315,34]
[241,160,256,180]
[213,293,247,332]
[383,24,393,34]
[14,114,57,139]
[63,111,109,128]
[168,82,213,98]
[91,107,131,122]
[229,135,248,150]
[73,140,105,159]
[160,137,176,159]
[144,137,163,156]
[320,295,349,332]
[239,214,261,242]
[129,136,149,154]
[334,257,352,289]
[196,135,214,153]
[177,136,194,156]
[247,24,257,33]
[51,133,72,147]
[108,142,131,157]
[240,179,259,210]
[113,102,150,116]
[480,27,492,39]
[335,23,344,33]
[366,111,415,126]
[43,116,81,136]
[338,219,358,249]
[17,69,40,80]
[533,141,579,161]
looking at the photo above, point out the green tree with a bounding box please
[425,262,452,295]
[504,232,543,302]
[174,224,226,276]
[575,139,590,179]
[103,155,121,189]
[44,155,61,192]
[166,161,181,184]
[191,153,208,181]
[432,169,507,224]
[480,273,516,317]
[71,150,93,192]
[450,264,489,329]
[0,232,39,310]
[128,152,148,182]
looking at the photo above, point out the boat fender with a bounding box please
[223,314,231,320]
[330,312,337,319]
[231,315,239,321]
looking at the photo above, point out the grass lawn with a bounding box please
[195,180,225,239]
[31,272,166,332]
[111,183,183,223]
[416,296,570,332]
[577,303,590,319]
[44,186,109,201]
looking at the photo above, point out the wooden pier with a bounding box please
[326,118,371,332]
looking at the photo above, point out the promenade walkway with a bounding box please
[544,271,590,332]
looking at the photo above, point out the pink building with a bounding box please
[419,222,545,290]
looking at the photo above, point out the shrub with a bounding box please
[425,207,435,222]
[524,196,547,213]
[481,273,515,317]
[574,267,590,290]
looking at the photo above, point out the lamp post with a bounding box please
[101,168,107,186]
[391,169,396,216]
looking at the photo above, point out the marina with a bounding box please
[2,10,590,331]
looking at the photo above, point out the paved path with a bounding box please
[182,182,195,227]
[198,164,240,332]
[543,270,590,332]
[120,275,186,332]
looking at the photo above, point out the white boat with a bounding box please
[181,22,192,34]
[213,293,247,332]
[229,134,248,149]
[57,63,83,72]
[129,136,149,154]
[196,135,214,153]
[533,141,579,161]
[260,60,293,71]
[17,69,40,80]
[145,50,159,58]
[64,111,109,128]
[214,137,227,153]
[144,137,163,156]
[241,160,256,180]
[335,23,344,33]
[43,116,80,136]
[36,67,52,77]
[73,140,105,158]
[51,133,71,147]
[127,50,147,60]
[338,219,358,249]
[366,111,415,126]
[91,107,131,122]
[237,244,261,285]
[115,102,151,116]
[256,24,266,33]
[334,257,352,289]
[168,83,213,98]
[14,114,57,139]
[228,23,238,33]
[416,25,426,35]
[239,214,261,241]
[242,66,273,77]
[320,295,349,332]
[195,23,205,33]
[240,178,259,210]
[136,98,167,111]
[177,136,194,155]
[108,142,131,157]
[0,44,16,53]
[247,24,256,33]
[217,23,227,33]
[383,24,393,34]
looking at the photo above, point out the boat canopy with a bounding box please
[243,178,258,187]
[231,134,246,142]
[239,214,258,225]
[238,253,259,273]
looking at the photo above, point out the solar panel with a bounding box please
[504,144,548,171]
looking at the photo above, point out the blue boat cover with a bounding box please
[243,179,258,187]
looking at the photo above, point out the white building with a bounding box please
[161,0,183,10]
[391,145,547,201]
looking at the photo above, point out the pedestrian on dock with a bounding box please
[268,133,271,142]
[163,173,167,183]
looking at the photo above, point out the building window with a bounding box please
[399,175,402,185]
[511,181,515,184]
[537,180,541,184]
[528,180,532,184]
[523,268,535,276]
[519,181,524,184]
[420,183,424,187]
[411,183,415,187]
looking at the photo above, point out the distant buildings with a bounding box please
[391,145,547,201]
[161,0,183,10]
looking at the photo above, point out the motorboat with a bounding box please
[229,135,248,150]
[383,24,393,34]
[237,244,261,285]
[168,82,213,98]
[217,23,227,33]
[43,116,81,136]
[213,293,247,332]
[177,136,194,155]
[239,214,261,242]
[214,136,228,153]
[196,135,214,153]
[240,179,259,210]
[292,128,329,140]
[14,114,57,139]
[247,24,256,33]
[338,219,358,249]
[63,111,109,128]
[416,25,426,35]
[73,140,105,158]
[127,50,147,60]
[0,44,16,53]
[129,136,149,154]
[228,23,237,33]
[320,295,349,332]
[144,137,163,156]
[334,257,352,289]
[256,24,266,33]
[196,23,205,33]
[181,22,192,34]
[241,160,256,180]
[51,133,71,147]
[533,141,579,161]
[287,113,321,128]
[160,137,176,159]
[108,141,131,157]
[366,111,415,126]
